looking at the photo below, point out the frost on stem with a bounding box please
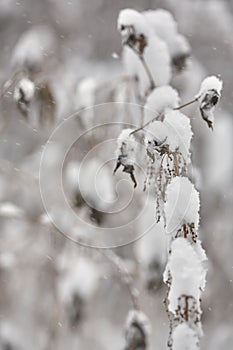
[143,86,192,167]
[166,238,206,315]
[124,309,151,350]
[114,129,137,188]
[165,238,207,339]
[143,9,191,72]
[13,77,35,118]
[118,9,171,95]
[164,177,200,241]
[196,76,223,130]
[142,93,193,221]
[144,112,192,221]
[145,111,192,165]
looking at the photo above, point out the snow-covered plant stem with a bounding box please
[116,9,223,350]
[164,177,207,349]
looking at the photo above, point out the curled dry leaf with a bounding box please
[199,89,220,130]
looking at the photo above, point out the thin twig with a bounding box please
[184,296,189,322]
[138,54,155,91]
[130,112,160,135]
[128,44,156,92]
[173,97,198,110]
[130,96,199,136]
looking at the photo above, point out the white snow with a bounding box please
[12,25,55,70]
[164,110,193,161]
[196,76,223,98]
[118,9,150,38]
[164,177,200,236]
[144,86,180,123]
[116,129,137,166]
[122,36,171,95]
[66,158,115,211]
[14,78,35,102]
[195,76,223,129]
[173,34,190,58]
[118,9,171,95]
[75,77,97,109]
[126,309,151,336]
[58,256,100,302]
[143,9,190,59]
[173,323,199,350]
[167,237,206,313]
[145,110,192,162]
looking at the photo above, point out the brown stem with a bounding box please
[183,224,188,239]
[130,97,199,136]
[128,44,156,92]
[174,97,198,110]
[138,54,155,91]
[184,296,189,322]
[130,113,161,135]
[173,152,179,176]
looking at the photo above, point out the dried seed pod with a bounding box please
[118,9,149,55]
[114,129,137,188]
[196,76,223,130]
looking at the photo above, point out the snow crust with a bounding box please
[144,86,180,122]
[118,8,150,38]
[197,76,223,98]
[166,237,206,313]
[145,110,192,162]
[116,129,137,166]
[164,177,200,236]
[143,9,190,58]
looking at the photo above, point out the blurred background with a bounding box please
[0,0,232,349]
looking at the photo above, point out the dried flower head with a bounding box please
[118,9,149,55]
[114,129,137,188]
[196,76,223,130]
